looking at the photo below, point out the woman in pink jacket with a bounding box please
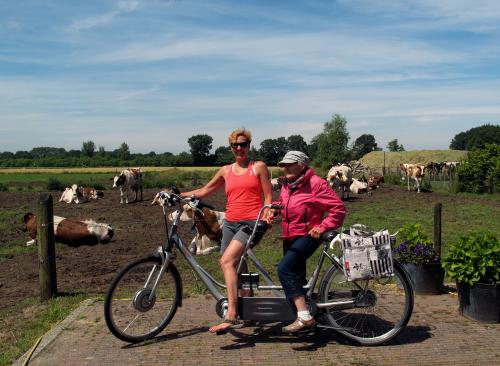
[273,151,346,333]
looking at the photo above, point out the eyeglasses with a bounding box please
[231,141,250,149]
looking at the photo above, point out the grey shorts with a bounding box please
[220,220,267,254]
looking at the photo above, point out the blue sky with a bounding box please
[1,0,500,154]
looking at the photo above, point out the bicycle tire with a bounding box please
[319,260,414,345]
[104,255,182,343]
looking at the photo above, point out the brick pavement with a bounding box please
[16,293,500,366]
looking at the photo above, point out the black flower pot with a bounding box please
[402,263,445,295]
[457,282,500,323]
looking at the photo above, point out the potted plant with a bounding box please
[393,223,444,294]
[442,231,500,323]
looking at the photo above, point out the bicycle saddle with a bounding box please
[320,230,338,242]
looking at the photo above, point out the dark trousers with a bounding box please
[277,235,320,300]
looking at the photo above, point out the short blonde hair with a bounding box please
[228,128,252,145]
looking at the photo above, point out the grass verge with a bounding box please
[0,294,89,366]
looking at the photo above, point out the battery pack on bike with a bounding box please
[237,297,296,321]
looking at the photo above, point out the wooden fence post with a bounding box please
[434,203,442,261]
[38,194,57,300]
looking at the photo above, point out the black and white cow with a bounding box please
[112,168,143,204]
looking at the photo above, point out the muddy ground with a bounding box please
[0,185,498,313]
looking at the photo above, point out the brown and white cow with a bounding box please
[79,186,104,200]
[59,184,103,204]
[152,195,225,255]
[400,163,425,193]
[326,164,353,200]
[112,168,143,204]
[367,175,384,191]
[22,213,113,247]
[349,178,368,194]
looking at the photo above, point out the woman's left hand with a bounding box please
[308,226,323,239]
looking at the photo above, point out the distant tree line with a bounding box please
[1,119,497,169]
[450,124,500,150]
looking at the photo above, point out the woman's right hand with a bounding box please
[265,208,279,224]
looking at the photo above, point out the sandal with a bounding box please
[209,318,244,335]
[282,317,315,333]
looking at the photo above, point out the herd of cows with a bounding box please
[19,161,459,253]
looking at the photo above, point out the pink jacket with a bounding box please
[276,168,346,239]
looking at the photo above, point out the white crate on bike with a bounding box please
[341,226,395,281]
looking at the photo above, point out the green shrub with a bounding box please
[383,172,403,186]
[0,183,8,192]
[419,178,432,192]
[442,231,499,285]
[457,144,500,193]
[397,223,430,245]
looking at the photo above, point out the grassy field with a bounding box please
[0,167,282,192]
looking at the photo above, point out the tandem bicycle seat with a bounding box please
[320,230,338,243]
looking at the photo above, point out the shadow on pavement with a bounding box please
[218,323,432,351]
[122,326,209,349]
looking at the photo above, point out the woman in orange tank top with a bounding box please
[181,128,273,334]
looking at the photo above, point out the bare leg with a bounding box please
[292,295,307,312]
[209,239,245,333]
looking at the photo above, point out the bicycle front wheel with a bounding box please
[319,260,414,345]
[104,255,182,343]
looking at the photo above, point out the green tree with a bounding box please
[387,139,405,152]
[97,146,106,157]
[188,134,213,165]
[214,146,233,165]
[30,147,67,158]
[114,142,131,160]
[174,151,193,166]
[351,134,378,160]
[457,144,500,193]
[81,140,96,157]
[450,124,500,150]
[259,137,288,165]
[287,135,308,153]
[313,114,350,169]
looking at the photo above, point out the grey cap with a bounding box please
[277,151,310,167]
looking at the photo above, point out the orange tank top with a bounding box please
[225,161,263,221]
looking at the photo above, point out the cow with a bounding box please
[79,186,104,200]
[59,184,103,204]
[349,178,368,194]
[443,162,459,179]
[367,175,384,191]
[326,164,353,200]
[400,163,425,193]
[168,203,225,255]
[112,168,143,204]
[59,184,80,204]
[22,213,113,247]
[151,193,225,255]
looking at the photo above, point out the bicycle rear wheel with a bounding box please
[104,255,182,343]
[319,260,413,345]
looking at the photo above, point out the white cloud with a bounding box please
[68,0,141,32]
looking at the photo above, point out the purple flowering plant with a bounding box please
[393,223,440,265]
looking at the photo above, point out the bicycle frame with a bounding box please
[154,200,355,311]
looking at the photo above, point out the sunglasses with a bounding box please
[231,141,250,149]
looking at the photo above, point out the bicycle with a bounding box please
[104,187,414,346]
